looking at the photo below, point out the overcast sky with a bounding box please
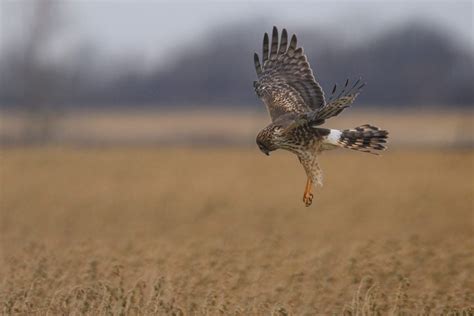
[1,0,472,68]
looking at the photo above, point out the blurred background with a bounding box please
[1,1,474,313]
[0,0,473,146]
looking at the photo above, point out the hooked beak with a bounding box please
[263,150,270,156]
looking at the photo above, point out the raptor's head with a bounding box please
[256,127,278,156]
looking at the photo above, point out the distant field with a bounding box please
[1,148,473,314]
[1,108,473,146]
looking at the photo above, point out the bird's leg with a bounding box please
[302,176,313,207]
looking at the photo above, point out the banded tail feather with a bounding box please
[324,125,388,154]
[339,125,388,154]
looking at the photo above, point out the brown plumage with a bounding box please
[254,27,389,207]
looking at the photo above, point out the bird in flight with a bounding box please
[254,27,388,207]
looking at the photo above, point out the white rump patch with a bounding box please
[325,129,342,146]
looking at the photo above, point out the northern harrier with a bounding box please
[254,27,388,207]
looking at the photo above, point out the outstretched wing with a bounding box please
[311,78,365,123]
[283,78,366,131]
[254,27,325,121]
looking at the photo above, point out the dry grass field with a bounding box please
[1,109,473,147]
[0,147,473,314]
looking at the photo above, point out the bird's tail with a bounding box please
[338,124,388,154]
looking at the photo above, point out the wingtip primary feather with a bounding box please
[351,78,361,90]
[288,34,297,53]
[278,28,288,55]
[262,32,269,63]
[254,52,262,75]
[270,26,279,60]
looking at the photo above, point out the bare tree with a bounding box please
[11,0,63,143]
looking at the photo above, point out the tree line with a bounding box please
[1,19,473,109]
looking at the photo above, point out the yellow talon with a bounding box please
[302,177,313,207]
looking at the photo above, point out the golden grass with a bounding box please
[1,147,473,314]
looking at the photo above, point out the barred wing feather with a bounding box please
[312,78,366,123]
[282,78,366,132]
[254,27,325,121]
